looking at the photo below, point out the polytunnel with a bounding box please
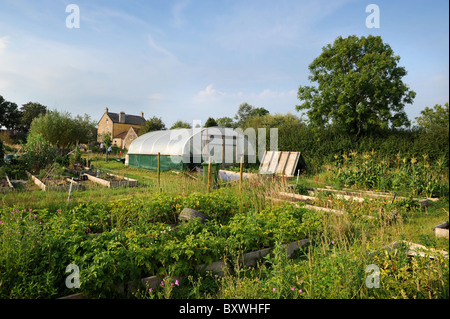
[125,127,255,171]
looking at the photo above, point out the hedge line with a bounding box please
[275,126,449,171]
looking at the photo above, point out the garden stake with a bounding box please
[67,177,74,205]
[208,157,212,193]
[239,157,243,194]
[157,152,161,191]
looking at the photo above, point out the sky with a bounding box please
[0,0,448,128]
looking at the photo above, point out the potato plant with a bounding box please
[0,190,317,298]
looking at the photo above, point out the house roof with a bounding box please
[106,112,145,126]
[114,127,141,139]
[114,131,129,139]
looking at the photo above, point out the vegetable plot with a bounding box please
[0,189,320,298]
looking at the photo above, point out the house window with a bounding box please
[106,119,108,125]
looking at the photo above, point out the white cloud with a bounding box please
[147,34,177,60]
[195,84,226,102]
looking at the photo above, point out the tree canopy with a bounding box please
[170,120,192,129]
[296,35,416,135]
[415,103,449,131]
[140,116,166,135]
[234,102,269,128]
[29,110,96,148]
[204,117,218,128]
[19,102,48,133]
[0,95,20,130]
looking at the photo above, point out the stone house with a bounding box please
[97,107,145,149]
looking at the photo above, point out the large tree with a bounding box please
[0,95,21,130]
[19,102,48,133]
[296,35,416,135]
[234,102,269,128]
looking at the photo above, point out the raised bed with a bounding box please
[26,171,84,192]
[270,193,377,220]
[368,240,449,260]
[83,172,138,188]
[309,187,440,203]
[59,237,310,299]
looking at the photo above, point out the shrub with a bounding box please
[22,134,56,173]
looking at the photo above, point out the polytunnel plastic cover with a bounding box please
[128,127,251,156]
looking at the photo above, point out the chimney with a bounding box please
[140,111,144,118]
[105,107,109,113]
[119,111,125,123]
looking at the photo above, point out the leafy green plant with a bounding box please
[330,151,448,197]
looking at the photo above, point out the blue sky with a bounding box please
[0,0,448,127]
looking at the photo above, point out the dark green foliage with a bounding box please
[275,126,449,172]
[29,110,96,149]
[0,139,4,167]
[0,95,21,130]
[140,116,166,135]
[204,117,218,128]
[297,35,415,135]
[22,134,57,173]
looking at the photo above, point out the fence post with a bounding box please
[207,157,212,193]
[239,157,243,194]
[157,152,161,190]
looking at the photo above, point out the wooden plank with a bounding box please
[5,175,14,189]
[269,195,375,219]
[107,173,137,182]
[84,174,111,188]
[303,204,347,216]
[267,151,280,174]
[368,241,449,259]
[268,196,346,216]
[275,152,290,175]
[66,178,78,184]
[26,171,46,191]
[284,152,300,176]
[277,191,316,202]
[259,151,273,171]
[259,151,302,176]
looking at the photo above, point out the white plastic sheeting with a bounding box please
[127,127,254,165]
